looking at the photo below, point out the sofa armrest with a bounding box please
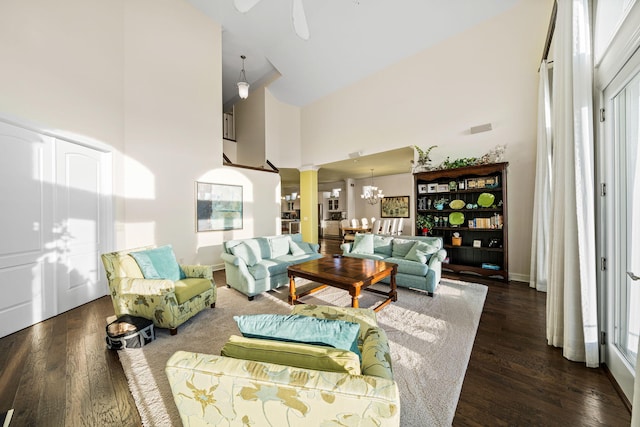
[309,242,320,253]
[180,264,213,280]
[340,242,353,254]
[220,252,243,267]
[166,351,400,426]
[428,249,447,267]
[111,277,175,296]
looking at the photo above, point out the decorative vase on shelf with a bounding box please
[435,204,444,210]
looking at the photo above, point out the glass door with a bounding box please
[602,56,640,400]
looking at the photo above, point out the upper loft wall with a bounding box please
[234,86,266,167]
[265,88,301,169]
[300,0,551,166]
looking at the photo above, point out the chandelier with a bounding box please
[361,169,384,205]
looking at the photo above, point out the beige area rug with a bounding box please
[118,279,487,427]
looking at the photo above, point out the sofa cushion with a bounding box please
[385,257,430,276]
[391,238,417,258]
[291,305,379,345]
[230,242,260,266]
[221,335,361,375]
[130,245,185,281]
[270,236,291,258]
[289,240,316,256]
[248,259,289,279]
[373,235,394,256]
[116,254,144,278]
[404,240,440,264]
[345,252,386,261]
[174,278,212,304]
[351,233,374,255]
[234,314,361,359]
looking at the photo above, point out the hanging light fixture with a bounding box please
[237,55,249,99]
[361,169,384,205]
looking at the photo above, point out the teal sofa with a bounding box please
[222,233,322,300]
[341,234,446,296]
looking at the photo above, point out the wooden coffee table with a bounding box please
[287,256,398,312]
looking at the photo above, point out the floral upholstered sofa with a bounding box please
[221,233,322,300]
[165,305,400,426]
[341,234,446,296]
[101,245,216,335]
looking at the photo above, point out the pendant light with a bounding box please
[237,55,249,99]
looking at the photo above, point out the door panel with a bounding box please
[0,122,55,337]
[601,50,640,400]
[55,139,107,313]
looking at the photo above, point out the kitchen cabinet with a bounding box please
[323,220,341,237]
[414,162,508,282]
[328,198,340,211]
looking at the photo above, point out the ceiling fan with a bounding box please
[234,0,310,40]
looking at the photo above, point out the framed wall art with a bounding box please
[196,182,243,231]
[381,196,410,218]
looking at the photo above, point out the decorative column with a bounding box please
[299,166,319,243]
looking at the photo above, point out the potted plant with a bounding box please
[416,214,434,236]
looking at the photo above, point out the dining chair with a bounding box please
[396,219,404,235]
[380,219,391,234]
[351,218,360,227]
[361,218,369,229]
[370,217,376,227]
[389,218,398,235]
[371,219,381,234]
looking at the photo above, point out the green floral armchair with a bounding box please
[165,305,400,426]
[101,245,216,335]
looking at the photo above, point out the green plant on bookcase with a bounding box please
[416,214,434,235]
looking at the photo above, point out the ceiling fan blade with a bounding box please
[291,0,310,40]
[234,0,262,13]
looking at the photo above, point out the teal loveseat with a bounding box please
[341,234,446,296]
[221,233,322,300]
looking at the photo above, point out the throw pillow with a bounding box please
[391,238,417,258]
[270,236,290,258]
[230,242,259,266]
[130,245,185,281]
[221,335,361,375]
[234,314,361,359]
[404,240,440,264]
[351,233,374,255]
[373,235,393,256]
[289,240,315,256]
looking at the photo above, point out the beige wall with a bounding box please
[234,87,266,167]
[265,88,301,168]
[0,0,281,270]
[300,0,553,281]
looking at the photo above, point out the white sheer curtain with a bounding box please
[546,0,599,367]
[530,59,553,292]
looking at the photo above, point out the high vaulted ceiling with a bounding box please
[188,0,521,107]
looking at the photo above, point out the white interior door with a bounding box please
[0,122,56,337]
[601,51,640,401]
[55,139,109,313]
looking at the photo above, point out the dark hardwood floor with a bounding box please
[0,237,631,426]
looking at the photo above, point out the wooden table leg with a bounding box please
[390,267,398,302]
[351,291,360,308]
[288,274,297,305]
